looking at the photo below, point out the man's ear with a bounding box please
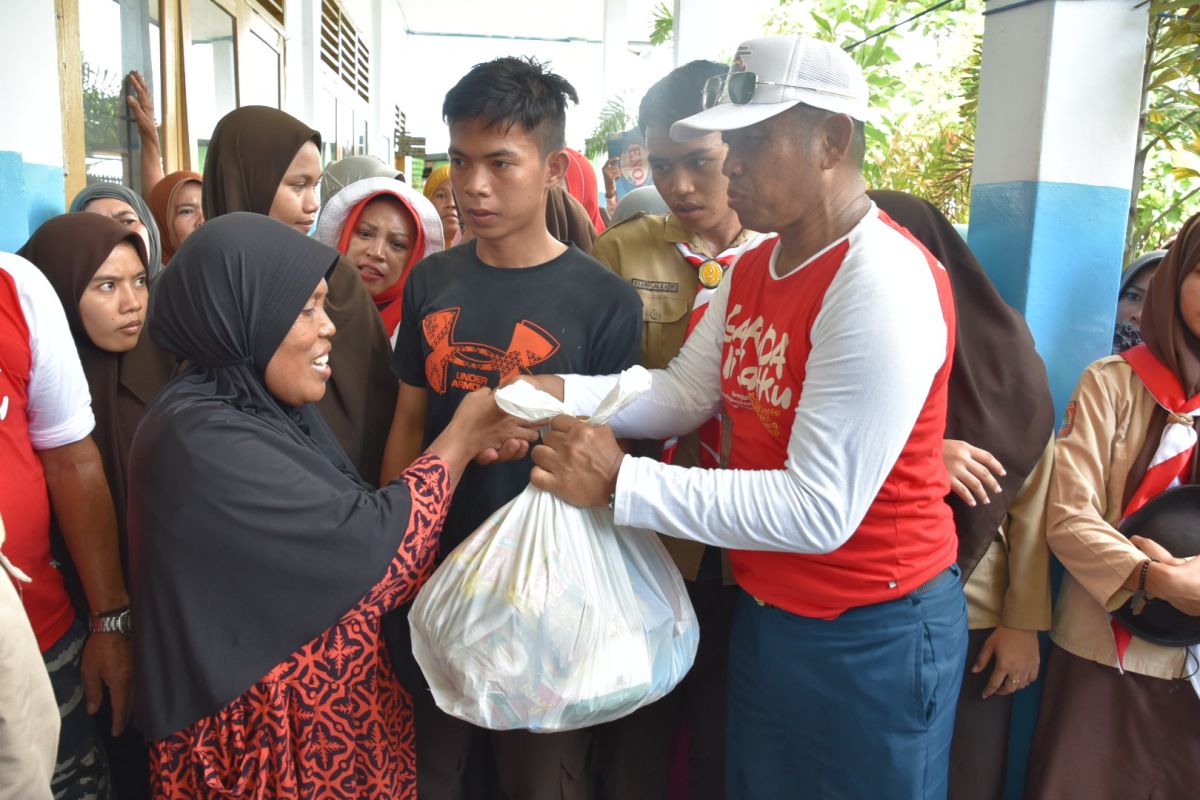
[819,113,855,171]
[545,149,569,190]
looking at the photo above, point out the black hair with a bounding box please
[638,60,728,135]
[442,57,579,156]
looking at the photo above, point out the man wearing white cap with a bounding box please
[521,35,967,798]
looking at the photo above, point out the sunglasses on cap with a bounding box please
[701,71,857,110]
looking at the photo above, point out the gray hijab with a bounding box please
[70,183,164,278]
[320,155,402,207]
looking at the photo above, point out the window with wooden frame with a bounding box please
[55,0,287,201]
[317,0,371,162]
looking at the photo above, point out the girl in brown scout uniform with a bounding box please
[1025,212,1200,798]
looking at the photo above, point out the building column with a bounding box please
[602,0,632,102]
[967,7,1149,796]
[672,0,723,68]
[968,0,1149,413]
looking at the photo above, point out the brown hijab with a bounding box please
[870,191,1055,577]
[546,184,597,254]
[17,213,175,552]
[202,106,320,219]
[148,170,202,263]
[201,106,397,482]
[1122,212,1200,509]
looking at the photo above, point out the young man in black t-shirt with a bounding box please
[379,57,642,800]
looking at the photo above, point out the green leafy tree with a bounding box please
[584,96,634,160]
[83,62,123,153]
[649,2,673,46]
[1126,1,1200,262]
[765,0,984,222]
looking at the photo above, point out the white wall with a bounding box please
[398,33,674,155]
[0,3,64,167]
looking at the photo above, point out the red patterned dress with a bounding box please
[149,456,450,799]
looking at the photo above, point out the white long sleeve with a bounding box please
[0,254,94,450]
[563,212,950,554]
[563,267,731,437]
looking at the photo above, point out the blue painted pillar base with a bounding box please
[0,150,66,253]
[969,180,1129,414]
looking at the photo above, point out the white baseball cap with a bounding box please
[671,36,869,141]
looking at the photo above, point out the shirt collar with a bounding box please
[663,213,758,255]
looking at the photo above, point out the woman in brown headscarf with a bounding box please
[202,105,397,482]
[1023,211,1200,799]
[18,212,176,800]
[546,184,597,253]
[870,191,1055,800]
[147,171,204,265]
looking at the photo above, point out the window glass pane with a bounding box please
[241,32,281,109]
[188,0,237,173]
[79,0,154,188]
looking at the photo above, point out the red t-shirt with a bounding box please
[722,220,958,618]
[0,254,94,651]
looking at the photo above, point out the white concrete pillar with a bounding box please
[673,0,723,67]
[968,0,1149,412]
[602,0,631,102]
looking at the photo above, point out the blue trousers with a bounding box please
[726,566,967,800]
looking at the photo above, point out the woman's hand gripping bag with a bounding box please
[409,366,699,731]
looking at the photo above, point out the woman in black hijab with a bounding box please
[19,213,175,800]
[870,191,1055,800]
[129,213,535,798]
[202,105,397,483]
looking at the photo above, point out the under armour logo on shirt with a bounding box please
[422,307,560,394]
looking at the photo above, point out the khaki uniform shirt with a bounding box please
[0,518,58,800]
[964,439,1054,631]
[592,213,757,580]
[1048,356,1187,679]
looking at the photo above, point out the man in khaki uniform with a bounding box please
[0,517,59,800]
[589,59,765,800]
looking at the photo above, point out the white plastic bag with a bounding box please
[410,367,699,731]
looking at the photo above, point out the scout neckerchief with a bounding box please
[1111,343,1200,692]
[662,233,767,467]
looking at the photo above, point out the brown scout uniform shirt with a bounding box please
[964,439,1053,632]
[592,213,757,581]
[1049,356,1189,679]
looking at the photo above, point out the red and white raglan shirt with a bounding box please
[563,205,958,618]
[0,253,95,650]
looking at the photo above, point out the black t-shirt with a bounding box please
[394,240,643,555]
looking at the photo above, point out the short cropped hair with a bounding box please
[443,57,579,156]
[638,60,728,135]
[790,104,867,171]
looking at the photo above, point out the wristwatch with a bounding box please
[89,605,132,637]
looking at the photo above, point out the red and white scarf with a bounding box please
[661,234,768,467]
[1111,344,1200,694]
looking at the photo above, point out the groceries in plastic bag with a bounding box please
[410,367,699,731]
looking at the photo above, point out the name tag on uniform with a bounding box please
[632,278,680,293]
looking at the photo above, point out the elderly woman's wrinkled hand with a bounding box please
[529,414,623,508]
[450,387,540,465]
